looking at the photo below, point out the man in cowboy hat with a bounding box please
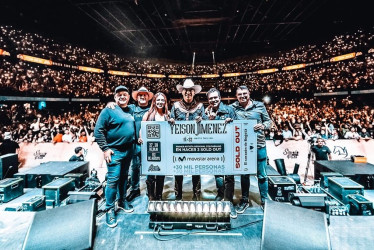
[169,79,207,201]
[126,86,154,202]
[94,85,136,228]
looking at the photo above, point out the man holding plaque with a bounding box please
[169,79,207,201]
[206,87,238,218]
[231,85,272,213]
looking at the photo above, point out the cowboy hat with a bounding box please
[176,79,202,94]
[131,86,154,100]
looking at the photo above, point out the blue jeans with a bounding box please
[130,144,141,191]
[241,146,268,203]
[105,146,134,210]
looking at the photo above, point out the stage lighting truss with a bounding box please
[147,201,232,231]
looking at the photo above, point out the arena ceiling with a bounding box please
[1,0,372,62]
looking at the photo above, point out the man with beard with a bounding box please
[106,86,153,202]
[205,88,237,218]
[231,85,272,213]
[94,85,135,228]
[126,87,153,202]
[169,79,207,201]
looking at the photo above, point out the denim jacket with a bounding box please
[206,102,237,120]
[231,100,271,148]
[170,100,207,121]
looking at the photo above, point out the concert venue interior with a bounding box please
[0,0,373,249]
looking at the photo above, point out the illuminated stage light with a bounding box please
[156,202,162,212]
[201,74,220,78]
[330,52,357,62]
[203,202,210,213]
[224,203,230,213]
[169,202,176,212]
[148,201,232,230]
[189,202,196,213]
[163,202,169,212]
[217,202,223,213]
[210,202,216,213]
[257,68,278,74]
[176,202,182,213]
[148,201,155,212]
[196,202,203,213]
[183,202,189,213]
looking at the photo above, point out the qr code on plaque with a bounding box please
[146,124,160,139]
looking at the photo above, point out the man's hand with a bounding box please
[104,149,114,163]
[106,102,117,109]
[195,116,202,123]
[169,118,175,125]
[138,138,143,144]
[208,112,216,120]
[254,123,265,131]
[225,118,233,124]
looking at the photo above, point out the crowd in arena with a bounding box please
[0,103,100,144]
[1,26,374,144]
[1,25,374,99]
[1,97,373,145]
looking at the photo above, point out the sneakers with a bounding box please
[215,196,224,201]
[126,190,140,202]
[229,202,237,219]
[260,200,266,210]
[106,208,117,228]
[236,200,249,214]
[117,200,134,213]
[175,195,183,201]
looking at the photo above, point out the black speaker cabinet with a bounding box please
[14,161,89,188]
[0,153,18,179]
[23,199,97,250]
[261,200,331,250]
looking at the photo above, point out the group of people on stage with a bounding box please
[93,79,271,228]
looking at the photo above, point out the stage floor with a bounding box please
[3,174,374,249]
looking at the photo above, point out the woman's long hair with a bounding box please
[144,92,169,121]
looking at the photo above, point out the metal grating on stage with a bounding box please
[329,216,374,249]
[94,208,264,250]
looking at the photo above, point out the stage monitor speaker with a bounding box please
[0,153,18,179]
[261,200,331,250]
[22,199,97,250]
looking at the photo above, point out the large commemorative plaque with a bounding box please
[141,120,257,175]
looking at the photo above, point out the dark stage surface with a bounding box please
[2,176,374,249]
